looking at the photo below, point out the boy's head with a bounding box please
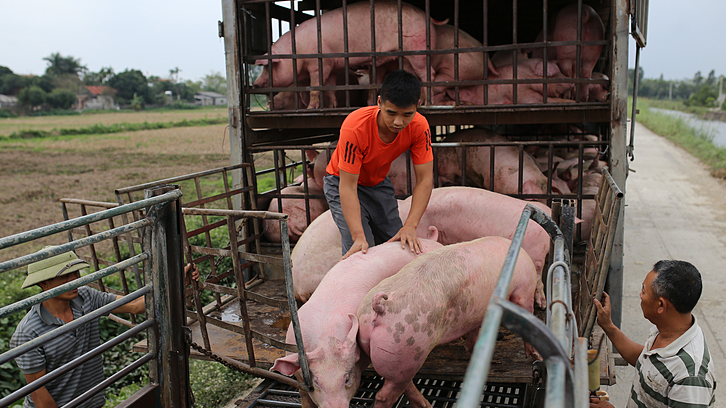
[379,70,421,109]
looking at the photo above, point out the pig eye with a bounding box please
[344,373,353,387]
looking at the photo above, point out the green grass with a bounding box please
[3,117,226,140]
[635,98,726,176]
[637,98,714,117]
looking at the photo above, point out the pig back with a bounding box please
[358,236,537,354]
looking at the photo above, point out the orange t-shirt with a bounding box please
[326,106,433,186]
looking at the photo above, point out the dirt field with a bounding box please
[0,107,227,136]
[0,113,232,262]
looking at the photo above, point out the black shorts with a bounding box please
[323,175,403,255]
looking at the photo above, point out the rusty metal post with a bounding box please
[145,185,189,408]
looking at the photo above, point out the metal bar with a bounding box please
[457,206,533,408]
[574,338,590,408]
[145,185,189,408]
[0,285,150,366]
[64,353,155,408]
[228,215,258,367]
[183,187,248,208]
[60,198,119,208]
[189,244,285,266]
[281,219,311,389]
[544,359,567,408]
[0,190,181,250]
[114,164,249,195]
[628,45,641,160]
[0,320,153,407]
[0,219,152,275]
[183,207,289,220]
[0,253,149,319]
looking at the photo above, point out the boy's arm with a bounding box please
[594,292,644,366]
[339,169,369,260]
[388,161,433,253]
[23,370,59,408]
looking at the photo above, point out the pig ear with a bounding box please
[305,149,319,163]
[345,314,361,363]
[425,226,439,243]
[255,54,269,66]
[271,353,301,376]
[346,314,359,345]
[487,58,499,77]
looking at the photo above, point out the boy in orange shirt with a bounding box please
[324,70,434,260]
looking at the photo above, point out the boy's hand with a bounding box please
[341,236,369,261]
[388,225,422,254]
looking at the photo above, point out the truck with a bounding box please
[0,0,649,407]
[206,0,650,406]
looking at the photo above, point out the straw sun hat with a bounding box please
[22,247,90,289]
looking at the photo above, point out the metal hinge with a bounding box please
[218,21,224,38]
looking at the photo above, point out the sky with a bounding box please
[1,0,724,83]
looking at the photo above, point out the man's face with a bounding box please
[639,270,659,322]
[39,271,81,301]
[377,97,417,136]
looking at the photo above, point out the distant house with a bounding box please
[195,91,227,106]
[0,94,18,108]
[77,86,116,110]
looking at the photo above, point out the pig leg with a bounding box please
[307,65,335,109]
[374,379,430,408]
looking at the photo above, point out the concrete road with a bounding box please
[602,122,726,405]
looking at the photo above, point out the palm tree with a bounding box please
[43,53,87,77]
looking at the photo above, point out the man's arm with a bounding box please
[112,295,145,315]
[23,370,58,408]
[594,292,644,366]
[387,160,434,253]
[339,169,368,260]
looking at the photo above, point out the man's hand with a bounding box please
[387,224,422,254]
[184,263,200,287]
[593,292,615,332]
[341,235,369,261]
[589,396,614,407]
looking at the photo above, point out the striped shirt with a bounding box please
[10,286,118,408]
[627,315,716,407]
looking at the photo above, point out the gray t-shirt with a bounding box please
[10,286,118,408]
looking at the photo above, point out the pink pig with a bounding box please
[430,24,498,103]
[436,128,568,199]
[531,4,604,100]
[263,179,329,243]
[398,186,551,308]
[439,58,575,105]
[357,236,537,408]
[272,237,442,408]
[253,1,441,109]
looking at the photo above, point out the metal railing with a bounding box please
[0,187,190,408]
[457,204,589,408]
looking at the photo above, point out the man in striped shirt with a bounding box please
[591,260,716,407]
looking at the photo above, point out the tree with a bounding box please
[108,69,150,104]
[202,71,227,95]
[43,53,87,78]
[693,71,703,87]
[706,69,717,86]
[46,88,77,109]
[84,67,115,86]
[18,86,47,109]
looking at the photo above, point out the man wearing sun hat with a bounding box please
[9,248,147,408]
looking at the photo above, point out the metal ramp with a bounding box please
[246,374,529,408]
